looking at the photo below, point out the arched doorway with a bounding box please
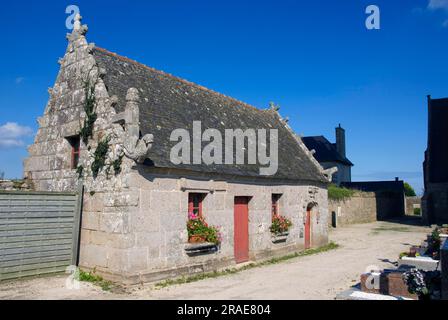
[305,203,318,249]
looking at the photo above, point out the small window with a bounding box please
[67,136,80,169]
[188,193,205,217]
[272,194,282,217]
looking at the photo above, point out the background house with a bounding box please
[341,178,406,220]
[303,124,354,185]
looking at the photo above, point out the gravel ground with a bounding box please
[0,219,430,300]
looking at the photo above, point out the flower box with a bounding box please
[184,242,218,256]
[272,232,289,243]
[189,235,206,244]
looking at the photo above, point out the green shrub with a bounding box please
[78,269,113,291]
[404,182,417,197]
[414,208,421,216]
[328,184,355,201]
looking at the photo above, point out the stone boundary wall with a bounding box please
[329,191,377,227]
[329,191,405,227]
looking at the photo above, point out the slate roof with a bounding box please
[92,47,327,182]
[302,136,353,166]
[341,181,404,194]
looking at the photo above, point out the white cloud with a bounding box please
[0,139,25,148]
[428,0,448,10]
[427,0,448,27]
[15,77,24,85]
[0,122,33,149]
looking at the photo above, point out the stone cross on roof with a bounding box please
[73,13,82,31]
[68,12,88,38]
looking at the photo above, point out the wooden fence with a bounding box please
[0,189,82,281]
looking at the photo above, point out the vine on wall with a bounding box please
[91,137,110,178]
[79,77,98,145]
[76,72,124,180]
[76,165,84,179]
[112,155,124,176]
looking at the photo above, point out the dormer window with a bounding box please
[67,136,80,169]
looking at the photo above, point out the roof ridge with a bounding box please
[303,135,326,139]
[94,46,264,112]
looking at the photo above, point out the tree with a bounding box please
[404,182,417,197]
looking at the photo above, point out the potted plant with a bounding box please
[270,214,292,242]
[427,228,441,260]
[187,212,221,245]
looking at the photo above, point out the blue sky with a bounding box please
[1,1,448,194]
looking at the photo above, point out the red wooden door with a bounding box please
[304,210,311,249]
[234,197,249,263]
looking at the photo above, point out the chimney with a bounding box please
[395,177,399,182]
[335,124,346,158]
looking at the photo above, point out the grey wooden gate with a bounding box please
[0,189,83,281]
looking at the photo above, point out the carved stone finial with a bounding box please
[110,95,119,107]
[323,167,338,182]
[126,88,140,103]
[269,102,280,112]
[98,67,107,79]
[123,133,154,164]
[87,43,96,53]
[71,12,88,36]
[74,13,82,31]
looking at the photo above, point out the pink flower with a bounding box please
[188,211,199,220]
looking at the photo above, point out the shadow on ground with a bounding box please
[380,216,424,227]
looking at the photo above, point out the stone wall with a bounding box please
[79,167,329,284]
[422,183,448,225]
[23,18,124,193]
[329,191,405,227]
[329,191,376,227]
[0,180,31,191]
